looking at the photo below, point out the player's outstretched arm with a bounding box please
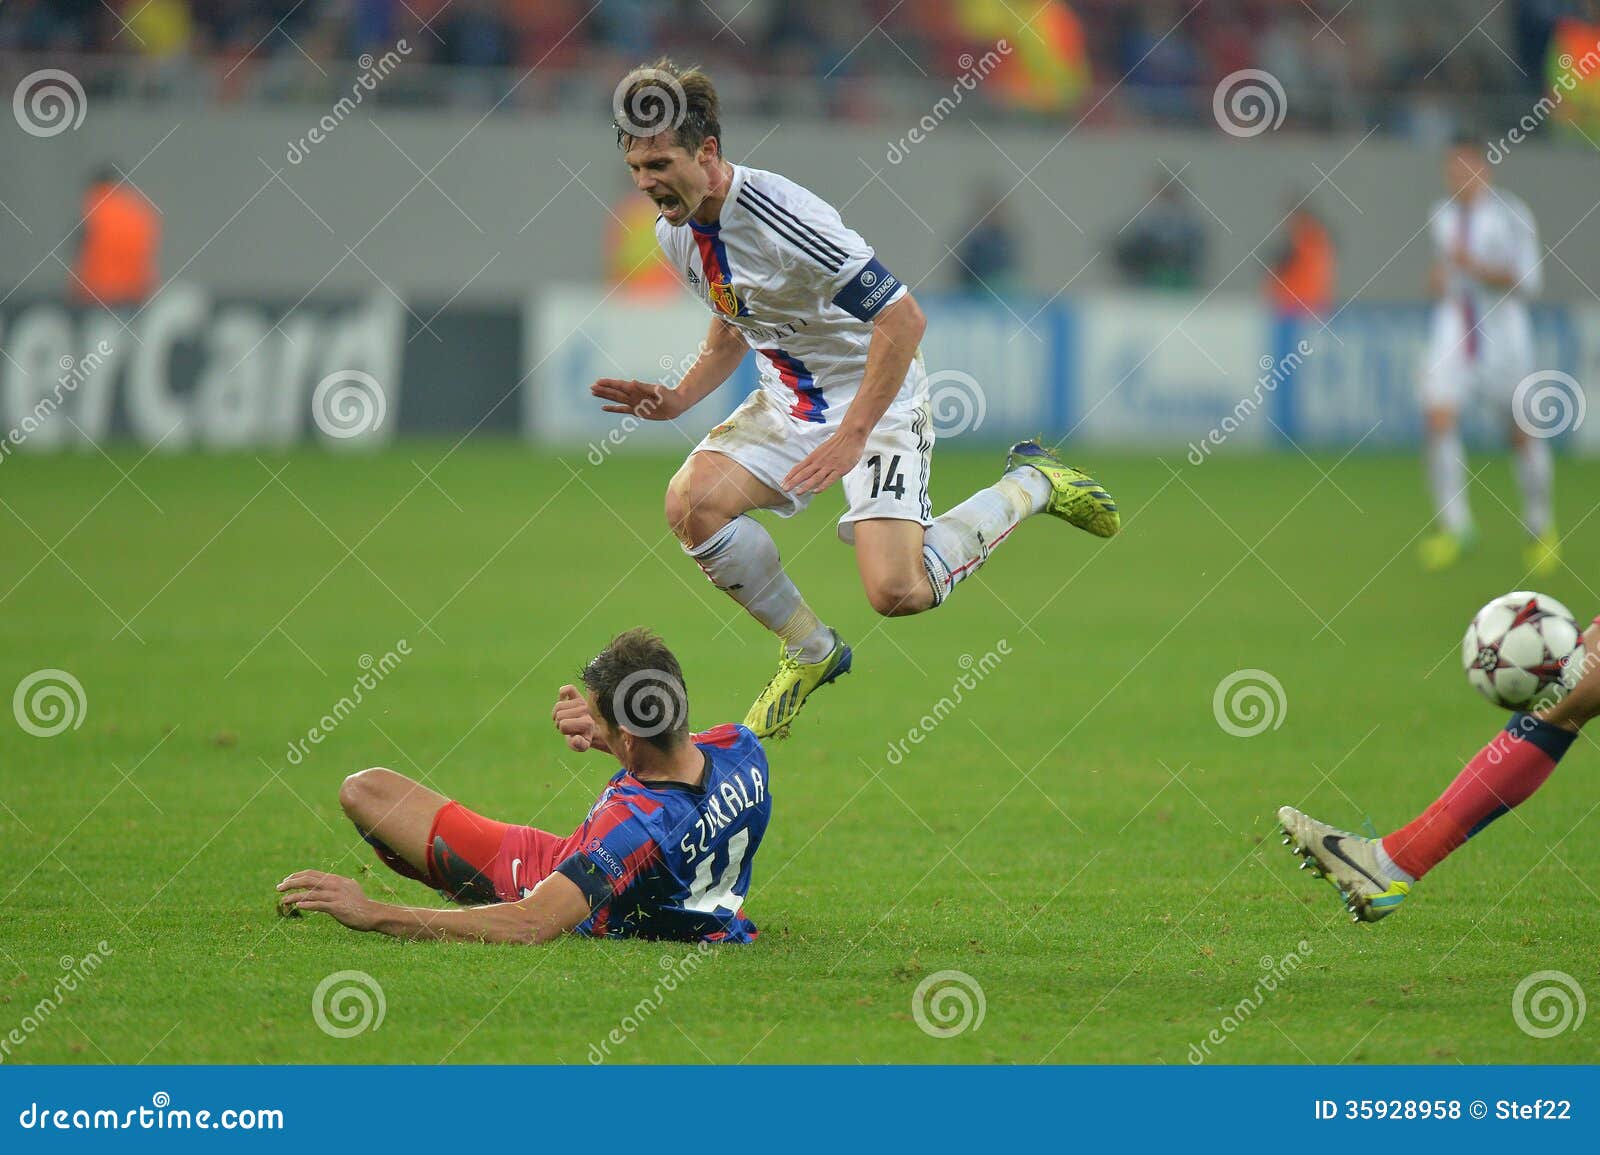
[785,292,926,495]
[276,870,590,945]
[591,316,745,420]
[552,683,611,753]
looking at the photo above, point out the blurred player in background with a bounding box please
[278,629,770,944]
[593,61,1120,739]
[1417,138,1554,575]
[1280,613,1599,923]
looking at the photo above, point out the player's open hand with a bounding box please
[784,427,868,495]
[553,684,611,754]
[591,378,683,421]
[276,871,377,931]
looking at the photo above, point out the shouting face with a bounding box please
[623,133,722,226]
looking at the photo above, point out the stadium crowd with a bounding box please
[2,0,1596,138]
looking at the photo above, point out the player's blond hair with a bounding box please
[613,57,723,158]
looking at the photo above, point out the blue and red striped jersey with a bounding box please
[558,723,770,943]
[656,163,917,426]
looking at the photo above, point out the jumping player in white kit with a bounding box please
[1417,136,1556,575]
[592,61,1121,739]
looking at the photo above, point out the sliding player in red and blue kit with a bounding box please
[277,629,769,945]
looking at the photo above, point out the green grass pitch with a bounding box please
[1,443,1596,1065]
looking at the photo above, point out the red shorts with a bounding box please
[424,801,579,904]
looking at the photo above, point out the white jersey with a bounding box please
[656,163,915,426]
[1428,188,1541,353]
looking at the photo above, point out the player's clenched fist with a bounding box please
[591,378,686,421]
[552,684,611,754]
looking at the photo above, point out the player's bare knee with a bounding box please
[667,463,732,548]
[866,574,932,617]
[339,766,396,824]
[664,474,693,544]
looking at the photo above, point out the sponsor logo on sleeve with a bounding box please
[586,839,626,879]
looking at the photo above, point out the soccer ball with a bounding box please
[1462,591,1585,711]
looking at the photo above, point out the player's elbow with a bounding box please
[881,293,926,342]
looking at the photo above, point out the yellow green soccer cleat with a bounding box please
[1524,528,1561,577]
[1005,439,1120,538]
[743,633,852,739]
[1277,805,1411,923]
[1417,527,1475,572]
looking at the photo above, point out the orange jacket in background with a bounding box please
[1266,214,1335,317]
[73,182,161,307]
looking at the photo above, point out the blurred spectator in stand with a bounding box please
[1122,2,1200,122]
[126,0,192,56]
[70,164,161,310]
[126,0,194,98]
[605,189,679,299]
[952,184,1020,297]
[952,0,1091,115]
[0,0,93,51]
[439,0,511,105]
[1113,175,1206,290]
[1263,197,1337,321]
[1547,3,1600,141]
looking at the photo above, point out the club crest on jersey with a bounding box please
[707,277,741,317]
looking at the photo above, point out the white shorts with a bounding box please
[1418,303,1534,412]
[690,387,934,543]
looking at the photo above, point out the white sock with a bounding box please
[921,468,1050,605]
[686,516,834,662]
[1514,438,1553,538]
[1371,839,1414,885]
[1426,431,1473,535]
